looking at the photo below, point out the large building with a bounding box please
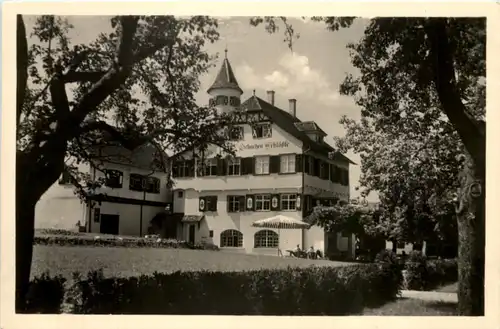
[169,53,355,257]
[35,53,355,258]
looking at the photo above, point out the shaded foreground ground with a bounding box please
[363,298,457,315]
[31,245,352,279]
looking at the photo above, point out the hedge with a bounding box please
[25,263,402,315]
[34,235,219,251]
[403,251,457,291]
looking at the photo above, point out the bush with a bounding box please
[22,272,66,314]
[404,252,457,291]
[69,264,401,314]
[26,263,402,314]
[33,235,215,251]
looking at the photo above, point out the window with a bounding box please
[396,241,405,249]
[227,195,245,212]
[229,96,241,107]
[254,156,270,175]
[129,173,144,191]
[255,194,271,211]
[280,154,296,173]
[200,158,218,177]
[58,171,72,185]
[229,126,243,140]
[281,194,297,211]
[254,230,279,248]
[252,123,272,139]
[145,177,160,194]
[227,157,241,176]
[174,161,190,178]
[204,196,218,212]
[177,191,184,198]
[104,169,123,188]
[220,229,243,247]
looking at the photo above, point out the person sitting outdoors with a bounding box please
[307,246,315,259]
[290,244,302,258]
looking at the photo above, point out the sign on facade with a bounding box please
[238,141,290,151]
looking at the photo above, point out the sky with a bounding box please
[24,16,377,202]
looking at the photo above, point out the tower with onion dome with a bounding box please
[207,49,243,114]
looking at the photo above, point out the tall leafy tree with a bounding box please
[251,16,485,315]
[16,15,233,310]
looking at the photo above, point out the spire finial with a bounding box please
[224,42,228,59]
[253,89,256,96]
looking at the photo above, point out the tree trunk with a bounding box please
[15,192,36,312]
[456,149,485,316]
[15,149,66,312]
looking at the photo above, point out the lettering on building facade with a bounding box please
[238,141,290,151]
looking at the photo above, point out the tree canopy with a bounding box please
[250,17,485,315]
[18,15,235,200]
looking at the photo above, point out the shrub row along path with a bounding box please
[32,245,353,280]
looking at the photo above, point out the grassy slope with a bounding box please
[31,245,351,279]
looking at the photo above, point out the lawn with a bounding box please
[31,245,352,279]
[363,298,457,316]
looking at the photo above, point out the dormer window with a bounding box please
[229,126,243,140]
[252,123,272,139]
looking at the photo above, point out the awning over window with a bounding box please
[181,215,205,223]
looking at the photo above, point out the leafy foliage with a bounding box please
[18,15,235,200]
[249,15,484,315]
[26,264,401,314]
[306,201,381,237]
[403,252,458,291]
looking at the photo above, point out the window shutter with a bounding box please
[271,194,280,211]
[240,158,247,175]
[242,157,252,175]
[270,156,280,174]
[245,194,254,211]
[329,164,335,182]
[304,155,310,174]
[238,196,246,211]
[227,195,231,213]
[217,158,227,176]
[251,157,256,175]
[199,197,206,212]
[313,158,320,177]
[296,154,303,173]
[210,196,218,211]
[187,160,196,177]
[171,163,179,178]
[333,165,341,183]
[344,169,350,186]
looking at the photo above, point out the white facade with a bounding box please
[35,159,171,237]
[170,55,354,257]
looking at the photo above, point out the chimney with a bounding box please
[288,99,297,117]
[267,90,275,106]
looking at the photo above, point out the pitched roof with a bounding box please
[207,58,243,94]
[241,96,355,165]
